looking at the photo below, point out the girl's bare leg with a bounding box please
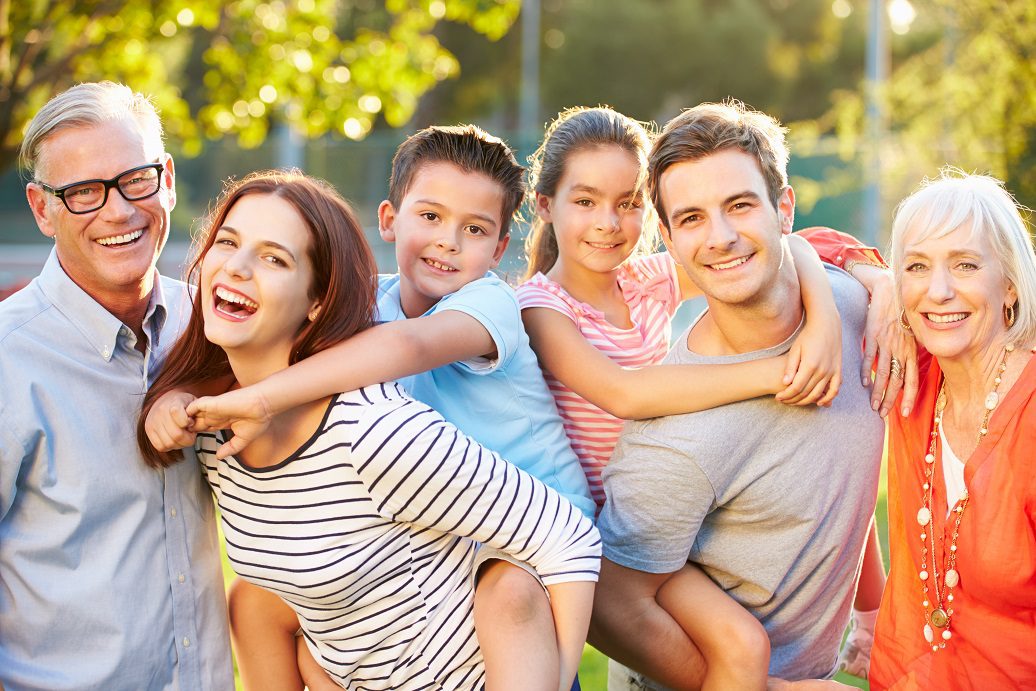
[656,563,770,691]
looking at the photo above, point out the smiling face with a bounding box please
[900,221,1016,366]
[378,161,509,317]
[200,193,319,377]
[659,148,794,308]
[536,145,646,280]
[26,117,174,307]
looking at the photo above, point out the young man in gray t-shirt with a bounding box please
[589,102,885,689]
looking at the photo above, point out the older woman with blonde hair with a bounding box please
[870,170,1036,688]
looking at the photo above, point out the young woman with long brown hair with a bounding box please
[137,170,600,690]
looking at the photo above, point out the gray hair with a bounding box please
[19,81,165,180]
[890,168,1036,346]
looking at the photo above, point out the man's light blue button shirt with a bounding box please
[0,251,233,690]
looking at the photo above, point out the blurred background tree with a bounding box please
[2,0,1033,253]
[816,0,1036,206]
[0,0,519,172]
[420,0,878,135]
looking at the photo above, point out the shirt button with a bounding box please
[182,637,191,648]
[102,346,111,358]
[178,573,185,584]
[837,255,843,261]
[170,507,177,518]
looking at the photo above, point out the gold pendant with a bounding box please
[930,608,949,628]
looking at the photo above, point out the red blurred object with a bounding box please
[0,280,28,301]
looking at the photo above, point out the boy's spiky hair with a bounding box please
[388,124,525,236]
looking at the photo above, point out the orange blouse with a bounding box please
[871,352,1036,689]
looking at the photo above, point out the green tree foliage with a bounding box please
[0,0,519,172]
[817,0,1036,207]
[424,0,876,132]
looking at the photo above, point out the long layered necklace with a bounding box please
[916,343,1013,651]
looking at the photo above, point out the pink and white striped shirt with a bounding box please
[516,253,680,511]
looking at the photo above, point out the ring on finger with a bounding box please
[890,356,903,380]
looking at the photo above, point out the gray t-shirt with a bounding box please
[599,265,884,683]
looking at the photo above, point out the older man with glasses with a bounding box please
[0,82,232,690]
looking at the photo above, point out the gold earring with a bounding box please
[1005,302,1017,328]
[898,309,912,332]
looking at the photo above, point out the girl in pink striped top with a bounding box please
[515,106,849,513]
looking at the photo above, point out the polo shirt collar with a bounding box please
[37,248,168,362]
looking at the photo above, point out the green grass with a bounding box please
[220,454,889,690]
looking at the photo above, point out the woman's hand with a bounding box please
[861,271,919,418]
[775,310,842,407]
[144,390,198,452]
[186,386,273,460]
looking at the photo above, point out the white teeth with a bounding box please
[711,255,750,270]
[927,312,968,324]
[586,241,620,250]
[424,259,456,272]
[215,286,258,310]
[95,229,143,246]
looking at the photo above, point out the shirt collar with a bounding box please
[37,248,168,362]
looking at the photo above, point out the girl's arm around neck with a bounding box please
[521,306,786,420]
[520,235,846,420]
[778,235,843,406]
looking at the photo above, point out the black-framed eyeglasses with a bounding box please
[37,163,165,215]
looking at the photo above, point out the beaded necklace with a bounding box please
[916,343,1013,651]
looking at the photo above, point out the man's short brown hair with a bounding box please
[648,100,789,229]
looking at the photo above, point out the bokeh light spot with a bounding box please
[359,94,382,113]
[343,118,364,139]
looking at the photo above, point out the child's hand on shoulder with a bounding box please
[775,312,842,407]
[187,386,273,460]
[145,390,198,452]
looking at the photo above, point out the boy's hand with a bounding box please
[186,387,273,460]
[776,313,842,407]
[861,272,919,418]
[145,390,198,452]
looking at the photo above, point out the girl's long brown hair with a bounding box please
[137,170,378,468]
[523,106,655,280]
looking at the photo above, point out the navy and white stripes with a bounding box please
[199,382,600,690]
